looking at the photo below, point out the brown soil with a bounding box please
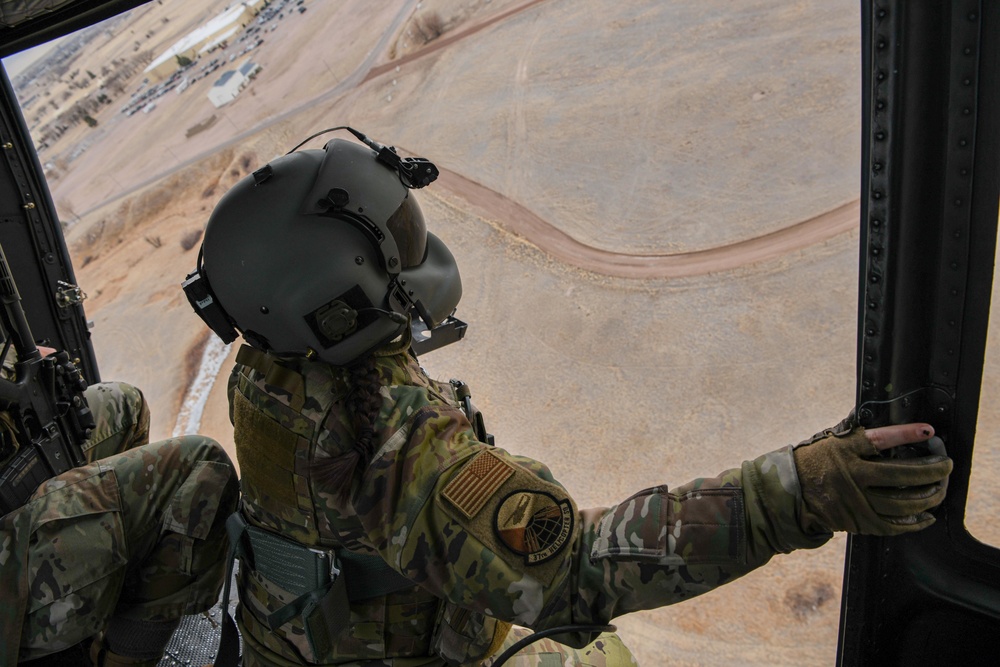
[28,0,996,664]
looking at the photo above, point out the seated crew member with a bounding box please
[0,345,239,667]
[184,131,953,666]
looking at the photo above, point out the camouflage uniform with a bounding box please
[0,382,239,664]
[229,339,831,667]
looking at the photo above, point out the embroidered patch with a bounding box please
[442,450,515,519]
[494,491,573,565]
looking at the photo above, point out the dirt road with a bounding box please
[436,166,860,278]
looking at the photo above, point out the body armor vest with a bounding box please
[228,345,507,666]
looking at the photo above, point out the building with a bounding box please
[143,0,266,83]
[207,61,261,108]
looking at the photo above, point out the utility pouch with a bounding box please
[430,602,512,665]
[244,524,337,597]
[242,523,349,658]
[218,513,419,665]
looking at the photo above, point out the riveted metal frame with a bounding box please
[0,0,150,59]
[0,65,99,382]
[839,1,1000,663]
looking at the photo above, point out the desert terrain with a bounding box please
[9,0,999,664]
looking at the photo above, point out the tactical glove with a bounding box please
[792,418,953,536]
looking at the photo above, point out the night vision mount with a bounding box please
[283,126,440,190]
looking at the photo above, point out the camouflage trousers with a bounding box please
[0,382,239,664]
[484,627,638,667]
[242,625,637,666]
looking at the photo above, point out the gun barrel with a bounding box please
[0,243,40,363]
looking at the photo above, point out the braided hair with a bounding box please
[312,353,385,497]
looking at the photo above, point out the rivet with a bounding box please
[875,131,886,140]
[867,328,876,336]
[951,262,959,269]
[877,40,887,50]
[873,191,883,200]
[870,274,880,283]
[872,247,880,256]
[960,168,969,176]
[876,101,885,110]
[865,354,874,362]
[357,206,364,213]
[868,301,877,309]
[964,47,973,56]
[388,257,399,268]
[863,379,873,389]
[969,12,977,21]
[872,218,882,227]
[963,108,971,115]
[959,139,968,147]
[860,408,875,422]
[963,78,972,86]
[355,256,364,265]
[876,71,886,81]
[878,9,887,18]
[260,306,269,314]
[955,198,963,206]
[873,162,883,172]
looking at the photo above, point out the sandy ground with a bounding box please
[18,0,996,663]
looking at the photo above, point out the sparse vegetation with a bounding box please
[185,115,219,139]
[415,11,446,43]
[70,149,241,264]
[180,229,203,251]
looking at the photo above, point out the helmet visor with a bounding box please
[386,194,427,269]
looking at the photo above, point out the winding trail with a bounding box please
[435,168,860,278]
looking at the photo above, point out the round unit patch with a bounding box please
[494,491,573,565]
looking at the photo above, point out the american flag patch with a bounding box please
[442,450,515,519]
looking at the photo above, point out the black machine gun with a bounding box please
[0,243,93,516]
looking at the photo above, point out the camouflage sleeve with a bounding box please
[577,445,831,625]
[353,406,831,643]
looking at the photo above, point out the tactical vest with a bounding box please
[225,344,508,666]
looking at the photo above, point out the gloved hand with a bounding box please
[792,416,953,536]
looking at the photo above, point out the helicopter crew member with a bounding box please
[0,379,239,666]
[186,132,953,666]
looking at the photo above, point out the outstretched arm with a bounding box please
[353,409,951,645]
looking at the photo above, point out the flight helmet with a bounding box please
[183,129,462,365]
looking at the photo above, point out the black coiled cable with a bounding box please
[489,624,617,666]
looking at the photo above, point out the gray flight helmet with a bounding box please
[193,137,462,365]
